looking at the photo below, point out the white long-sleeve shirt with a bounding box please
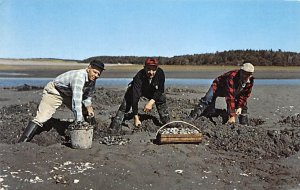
[53,69,95,121]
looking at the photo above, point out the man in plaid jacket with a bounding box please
[190,63,255,125]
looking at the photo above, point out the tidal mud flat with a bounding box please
[0,84,300,190]
[1,59,300,79]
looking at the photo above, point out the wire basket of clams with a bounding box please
[155,121,203,144]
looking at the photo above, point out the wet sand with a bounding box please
[1,84,300,189]
[1,59,300,189]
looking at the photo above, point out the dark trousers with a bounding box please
[118,87,167,113]
[115,86,170,125]
[201,86,248,115]
[190,86,249,125]
[198,87,249,125]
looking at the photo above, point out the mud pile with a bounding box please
[1,87,300,161]
[280,114,300,127]
[0,102,38,144]
[193,116,300,159]
[4,84,44,91]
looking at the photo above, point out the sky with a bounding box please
[0,0,300,60]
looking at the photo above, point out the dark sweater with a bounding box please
[131,67,165,115]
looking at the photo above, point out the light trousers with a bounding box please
[32,82,72,126]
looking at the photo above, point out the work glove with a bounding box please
[144,99,155,113]
[235,108,242,115]
[134,115,142,127]
[228,116,236,124]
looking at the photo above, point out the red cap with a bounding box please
[145,58,158,67]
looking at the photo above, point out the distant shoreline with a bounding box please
[0,59,299,79]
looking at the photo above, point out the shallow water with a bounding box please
[0,77,300,87]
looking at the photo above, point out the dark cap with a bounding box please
[145,58,158,67]
[90,60,105,70]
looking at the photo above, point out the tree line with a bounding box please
[82,49,300,66]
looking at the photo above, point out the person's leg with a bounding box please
[17,121,40,143]
[155,94,170,124]
[33,83,63,125]
[190,86,215,119]
[205,97,216,115]
[19,82,63,142]
[110,87,133,131]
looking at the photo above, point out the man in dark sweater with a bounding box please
[110,58,170,132]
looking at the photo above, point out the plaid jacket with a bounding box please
[211,70,254,117]
[53,69,95,121]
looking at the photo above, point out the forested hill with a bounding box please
[83,50,300,66]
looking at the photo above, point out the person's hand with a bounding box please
[134,115,142,127]
[228,116,236,123]
[86,106,94,117]
[144,99,155,113]
[235,108,242,115]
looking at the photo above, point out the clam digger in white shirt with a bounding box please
[18,60,105,143]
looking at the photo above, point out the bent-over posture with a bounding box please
[18,60,105,142]
[110,58,170,132]
[190,63,255,125]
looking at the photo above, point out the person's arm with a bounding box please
[152,69,165,101]
[82,83,96,116]
[131,72,143,127]
[86,106,94,117]
[144,69,165,112]
[132,71,143,116]
[144,99,156,113]
[82,97,92,107]
[238,78,254,109]
[71,77,85,121]
[225,76,236,122]
[134,115,142,127]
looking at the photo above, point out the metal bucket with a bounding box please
[69,126,94,149]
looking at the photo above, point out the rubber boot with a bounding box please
[239,114,249,125]
[18,121,40,143]
[109,110,125,133]
[189,100,208,120]
[157,103,170,124]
